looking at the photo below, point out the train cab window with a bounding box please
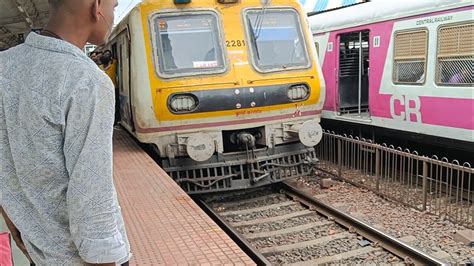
[244,8,310,72]
[436,22,474,86]
[392,29,428,85]
[150,11,227,78]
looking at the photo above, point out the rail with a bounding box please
[314,130,473,229]
[281,181,446,265]
[195,198,272,266]
[198,184,445,265]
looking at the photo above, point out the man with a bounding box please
[89,50,102,65]
[0,0,130,265]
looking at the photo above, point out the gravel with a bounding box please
[212,194,288,212]
[296,176,474,264]
[266,238,375,264]
[205,187,275,204]
[237,214,324,234]
[223,203,307,223]
[251,223,342,249]
[328,250,403,265]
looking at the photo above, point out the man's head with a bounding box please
[47,0,118,46]
[100,50,113,65]
[90,50,102,64]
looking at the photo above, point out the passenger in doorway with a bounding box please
[100,50,117,87]
[0,0,131,265]
[89,50,102,65]
[100,49,120,124]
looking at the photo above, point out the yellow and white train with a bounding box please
[107,0,325,193]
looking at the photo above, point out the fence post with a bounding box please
[422,160,428,211]
[337,138,342,177]
[375,148,380,192]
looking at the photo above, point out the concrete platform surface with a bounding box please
[113,128,255,265]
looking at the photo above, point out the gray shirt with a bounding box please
[0,33,130,265]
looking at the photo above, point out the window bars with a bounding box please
[436,22,474,86]
[393,29,428,84]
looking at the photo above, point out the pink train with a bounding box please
[310,0,473,151]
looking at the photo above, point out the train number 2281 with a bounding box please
[226,40,246,47]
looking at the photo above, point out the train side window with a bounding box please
[436,22,474,87]
[392,29,428,85]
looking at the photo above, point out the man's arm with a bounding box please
[62,77,129,265]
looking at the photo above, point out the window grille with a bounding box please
[436,22,474,86]
[393,29,428,84]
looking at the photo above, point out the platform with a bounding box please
[113,127,255,265]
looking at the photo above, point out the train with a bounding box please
[105,0,325,193]
[310,0,473,152]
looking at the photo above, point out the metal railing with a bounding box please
[314,130,473,229]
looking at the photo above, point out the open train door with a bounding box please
[117,27,135,132]
[337,30,370,116]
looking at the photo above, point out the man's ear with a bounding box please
[91,0,100,22]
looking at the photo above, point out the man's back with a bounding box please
[0,33,130,265]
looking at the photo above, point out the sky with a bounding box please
[112,0,367,24]
[114,0,142,25]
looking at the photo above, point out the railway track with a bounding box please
[197,181,446,265]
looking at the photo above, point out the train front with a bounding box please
[136,0,325,193]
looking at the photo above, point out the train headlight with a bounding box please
[287,84,309,101]
[169,94,198,113]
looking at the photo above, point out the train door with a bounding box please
[117,29,135,132]
[338,30,369,117]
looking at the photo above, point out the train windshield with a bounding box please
[245,8,310,72]
[152,12,226,77]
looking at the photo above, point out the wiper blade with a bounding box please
[247,17,260,60]
[254,6,267,39]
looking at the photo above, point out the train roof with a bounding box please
[309,0,473,33]
[109,0,308,40]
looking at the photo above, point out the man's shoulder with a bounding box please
[61,63,115,107]
[0,47,27,85]
[68,60,113,90]
[0,44,27,68]
[0,43,95,76]
[1,43,112,92]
